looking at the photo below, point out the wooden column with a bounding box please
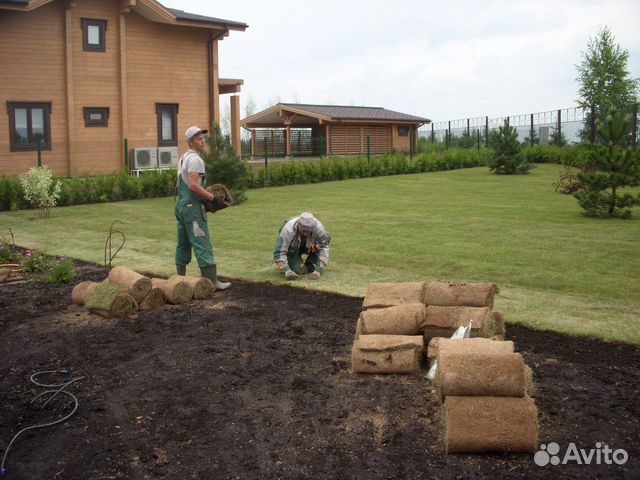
[119,12,128,168]
[212,40,220,126]
[285,125,291,158]
[64,2,76,176]
[325,125,331,156]
[230,95,241,156]
[251,129,256,156]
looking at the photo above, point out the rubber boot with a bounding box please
[201,265,231,291]
[176,265,186,276]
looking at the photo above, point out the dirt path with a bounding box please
[1,264,639,479]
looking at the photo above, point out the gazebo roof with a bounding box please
[242,103,430,128]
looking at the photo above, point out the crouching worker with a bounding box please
[274,212,331,280]
[175,126,230,290]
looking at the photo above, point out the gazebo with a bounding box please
[241,103,430,158]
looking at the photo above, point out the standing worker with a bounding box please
[274,212,331,280]
[175,126,230,290]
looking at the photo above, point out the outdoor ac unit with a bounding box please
[157,146,179,169]
[132,148,158,170]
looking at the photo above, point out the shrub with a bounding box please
[0,241,11,263]
[41,257,76,284]
[0,176,27,211]
[488,124,534,175]
[19,166,61,217]
[23,250,49,272]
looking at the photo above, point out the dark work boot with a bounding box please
[176,265,187,276]
[201,265,231,291]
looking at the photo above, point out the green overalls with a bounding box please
[174,171,215,269]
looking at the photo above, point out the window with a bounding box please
[7,102,52,151]
[398,126,410,137]
[83,107,109,127]
[82,18,106,52]
[156,103,179,146]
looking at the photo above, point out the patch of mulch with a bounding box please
[0,263,639,479]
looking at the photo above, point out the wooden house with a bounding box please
[0,0,247,176]
[241,103,430,158]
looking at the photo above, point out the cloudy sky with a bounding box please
[162,0,640,122]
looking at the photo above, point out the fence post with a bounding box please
[485,116,489,148]
[37,139,42,167]
[264,137,269,183]
[123,138,128,172]
[466,118,470,138]
[476,129,480,150]
[631,103,638,151]
[409,128,414,160]
[557,109,562,146]
[367,135,371,163]
[447,121,451,149]
[530,114,534,146]
[431,123,435,143]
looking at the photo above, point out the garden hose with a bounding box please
[1,370,84,477]
[104,220,126,269]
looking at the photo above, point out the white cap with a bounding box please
[185,126,208,141]
[297,212,316,231]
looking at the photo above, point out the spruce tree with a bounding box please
[488,123,534,174]
[574,108,640,218]
[202,124,250,204]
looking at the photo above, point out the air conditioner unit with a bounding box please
[132,148,158,170]
[157,146,179,169]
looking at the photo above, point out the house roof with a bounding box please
[166,8,247,30]
[242,103,430,128]
[0,1,248,31]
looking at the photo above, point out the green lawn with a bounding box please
[2,164,639,343]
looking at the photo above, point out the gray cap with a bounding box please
[297,212,316,231]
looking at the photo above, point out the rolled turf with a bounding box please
[362,282,426,310]
[427,337,515,359]
[352,334,424,374]
[443,396,539,453]
[151,277,193,304]
[359,303,426,335]
[107,266,152,302]
[423,306,498,340]
[426,282,498,308]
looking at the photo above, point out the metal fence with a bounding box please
[419,105,639,149]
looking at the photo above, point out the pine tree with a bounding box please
[574,108,640,218]
[576,27,639,143]
[202,124,250,204]
[488,123,534,174]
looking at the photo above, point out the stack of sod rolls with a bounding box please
[423,282,505,341]
[433,338,539,453]
[352,282,426,374]
[71,267,216,318]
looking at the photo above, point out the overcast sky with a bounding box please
[162,0,640,122]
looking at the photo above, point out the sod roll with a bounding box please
[423,306,497,340]
[352,334,423,374]
[139,287,167,311]
[494,311,506,337]
[359,303,426,335]
[171,275,215,299]
[427,337,515,359]
[362,282,426,310]
[426,282,498,308]
[444,396,539,453]
[84,282,138,318]
[151,277,193,304]
[437,352,527,399]
[107,266,152,302]
[71,281,98,305]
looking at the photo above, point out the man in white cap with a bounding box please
[274,212,331,280]
[174,126,230,290]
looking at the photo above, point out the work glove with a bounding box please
[285,270,299,280]
[308,271,321,280]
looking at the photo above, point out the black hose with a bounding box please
[1,370,84,476]
[104,220,126,269]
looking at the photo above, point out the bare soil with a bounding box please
[1,262,639,479]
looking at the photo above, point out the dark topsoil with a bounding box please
[1,263,639,480]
